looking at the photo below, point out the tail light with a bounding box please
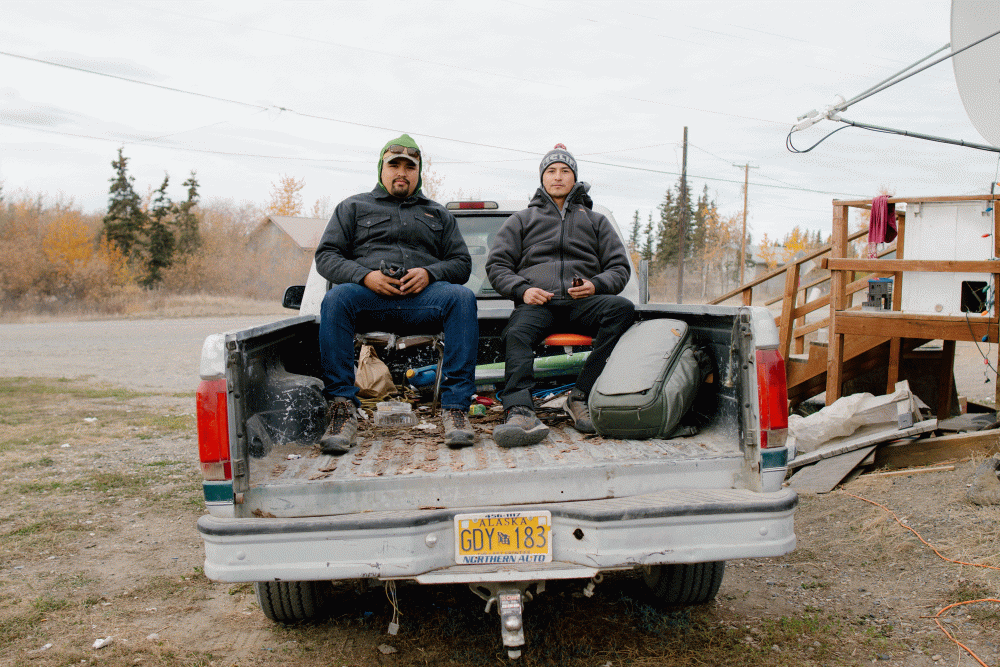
[445,201,499,210]
[756,349,788,449]
[197,378,231,480]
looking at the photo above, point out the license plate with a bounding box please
[454,510,552,564]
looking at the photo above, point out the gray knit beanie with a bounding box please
[539,143,577,182]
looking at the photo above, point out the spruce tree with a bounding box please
[176,171,201,255]
[102,148,146,260]
[143,174,176,287]
[628,210,642,254]
[655,177,697,268]
[641,213,656,261]
[655,187,681,266]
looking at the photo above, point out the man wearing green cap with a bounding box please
[314,134,477,452]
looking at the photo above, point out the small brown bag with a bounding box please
[355,345,395,399]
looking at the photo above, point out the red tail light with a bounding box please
[197,378,232,480]
[445,201,499,210]
[756,349,788,449]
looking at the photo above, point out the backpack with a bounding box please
[589,319,704,439]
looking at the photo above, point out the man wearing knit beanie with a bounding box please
[487,144,635,447]
[314,134,478,451]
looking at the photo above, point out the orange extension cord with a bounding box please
[843,492,1000,667]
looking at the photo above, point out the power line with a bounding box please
[0,50,267,111]
[579,156,868,198]
[149,5,789,129]
[0,47,875,199]
[0,119,371,166]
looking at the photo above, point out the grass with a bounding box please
[943,582,1000,631]
[0,375,989,666]
[255,577,911,667]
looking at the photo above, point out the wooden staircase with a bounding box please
[709,194,1000,415]
[709,226,893,407]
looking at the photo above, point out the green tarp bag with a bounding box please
[589,318,701,439]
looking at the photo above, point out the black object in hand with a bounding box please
[380,260,406,279]
[572,274,584,288]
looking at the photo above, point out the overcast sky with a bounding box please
[2,0,998,243]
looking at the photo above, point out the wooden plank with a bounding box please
[872,428,1000,470]
[937,340,956,419]
[789,418,939,469]
[792,272,893,320]
[789,445,876,494]
[834,312,999,342]
[828,258,1000,273]
[886,337,901,393]
[778,262,799,361]
[833,194,1000,206]
[826,204,849,404]
[868,465,956,477]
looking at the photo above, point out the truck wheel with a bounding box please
[255,580,328,623]
[642,561,725,606]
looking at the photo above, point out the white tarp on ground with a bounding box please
[788,381,921,453]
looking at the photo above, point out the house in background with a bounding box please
[246,215,328,297]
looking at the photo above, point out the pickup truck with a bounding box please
[195,200,796,658]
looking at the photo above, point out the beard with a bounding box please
[390,180,411,197]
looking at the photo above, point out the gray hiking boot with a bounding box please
[442,408,475,449]
[319,398,357,454]
[564,388,595,433]
[493,406,549,447]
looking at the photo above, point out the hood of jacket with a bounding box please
[376,133,423,196]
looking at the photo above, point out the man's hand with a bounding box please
[568,279,596,299]
[523,287,554,305]
[399,268,430,295]
[363,270,403,296]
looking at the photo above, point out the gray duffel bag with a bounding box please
[589,318,702,439]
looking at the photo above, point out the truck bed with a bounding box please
[245,418,744,518]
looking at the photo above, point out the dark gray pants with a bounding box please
[499,295,635,409]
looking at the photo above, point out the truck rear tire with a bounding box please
[642,561,725,606]
[255,580,328,623]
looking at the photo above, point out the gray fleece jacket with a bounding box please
[486,182,631,302]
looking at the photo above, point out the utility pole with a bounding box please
[732,162,758,285]
[677,126,688,304]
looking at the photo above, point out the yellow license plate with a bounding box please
[454,510,552,565]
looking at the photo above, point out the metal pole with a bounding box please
[677,126,687,304]
[732,163,758,285]
[740,164,748,285]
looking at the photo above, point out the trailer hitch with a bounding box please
[470,581,544,659]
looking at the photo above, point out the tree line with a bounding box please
[0,150,836,313]
[625,173,828,300]
[102,148,202,287]
[0,149,315,313]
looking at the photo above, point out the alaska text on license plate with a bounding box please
[454,510,552,564]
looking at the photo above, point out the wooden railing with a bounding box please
[712,194,1000,412]
[708,226,891,361]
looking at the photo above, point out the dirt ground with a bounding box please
[1,318,998,666]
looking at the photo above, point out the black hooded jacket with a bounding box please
[486,182,631,302]
[314,185,471,287]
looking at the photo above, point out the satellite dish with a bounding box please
[952,0,1000,147]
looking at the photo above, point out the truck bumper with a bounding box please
[198,487,797,584]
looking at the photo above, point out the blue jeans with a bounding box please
[319,281,478,410]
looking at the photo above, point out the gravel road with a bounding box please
[0,316,286,394]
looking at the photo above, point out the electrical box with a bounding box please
[862,277,893,311]
[899,201,994,315]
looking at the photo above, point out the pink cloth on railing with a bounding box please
[867,195,897,258]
